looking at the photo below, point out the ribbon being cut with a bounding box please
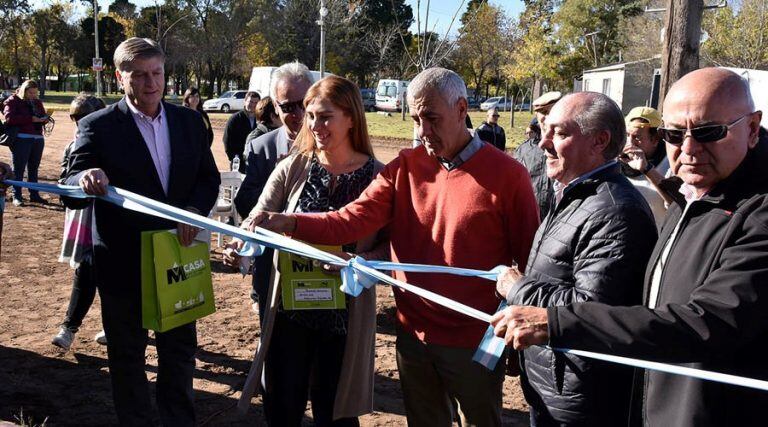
[6,178,768,395]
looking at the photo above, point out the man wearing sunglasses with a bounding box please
[234,61,313,317]
[491,67,768,426]
[475,107,507,151]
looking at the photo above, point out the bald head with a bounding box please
[664,68,754,116]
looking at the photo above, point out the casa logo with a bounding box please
[166,260,206,284]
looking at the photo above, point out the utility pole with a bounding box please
[318,0,328,78]
[93,0,102,96]
[658,0,704,111]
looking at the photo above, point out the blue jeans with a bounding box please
[11,136,44,200]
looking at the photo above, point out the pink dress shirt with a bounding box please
[125,98,172,194]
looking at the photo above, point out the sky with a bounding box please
[39,0,525,37]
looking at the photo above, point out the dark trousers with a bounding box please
[250,249,273,323]
[10,136,44,200]
[61,261,97,332]
[99,289,197,427]
[264,311,358,427]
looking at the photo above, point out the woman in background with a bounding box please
[183,87,214,146]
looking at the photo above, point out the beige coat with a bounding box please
[238,153,386,419]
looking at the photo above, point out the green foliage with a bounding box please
[109,0,137,20]
[702,0,768,70]
[455,2,512,96]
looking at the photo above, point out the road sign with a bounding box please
[92,57,103,72]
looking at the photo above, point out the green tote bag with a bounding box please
[141,230,216,332]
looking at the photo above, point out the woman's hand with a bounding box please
[222,238,245,268]
[246,211,297,234]
[322,251,352,272]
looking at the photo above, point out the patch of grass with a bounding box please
[365,110,535,149]
[38,91,183,112]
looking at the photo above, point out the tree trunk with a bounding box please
[39,48,47,97]
[659,0,704,112]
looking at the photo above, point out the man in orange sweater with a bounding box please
[251,67,539,426]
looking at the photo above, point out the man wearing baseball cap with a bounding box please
[619,106,673,226]
[514,91,561,219]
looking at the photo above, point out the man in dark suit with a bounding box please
[66,37,220,426]
[231,62,312,316]
[222,90,260,172]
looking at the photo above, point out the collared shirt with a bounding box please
[552,160,617,205]
[436,132,484,171]
[125,98,171,194]
[647,184,705,308]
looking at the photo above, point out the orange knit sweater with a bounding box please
[293,144,539,347]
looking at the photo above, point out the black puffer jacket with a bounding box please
[508,163,657,426]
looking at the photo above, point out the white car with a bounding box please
[202,90,248,113]
[480,96,513,111]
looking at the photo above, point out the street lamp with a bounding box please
[318,0,328,77]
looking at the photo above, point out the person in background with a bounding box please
[525,121,540,142]
[475,107,507,151]
[182,87,214,146]
[619,106,673,227]
[233,62,313,318]
[226,75,387,427]
[515,91,561,220]
[242,96,281,161]
[223,91,260,172]
[2,79,50,206]
[248,68,539,427]
[52,94,107,351]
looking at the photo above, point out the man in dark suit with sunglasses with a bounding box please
[233,61,313,316]
[491,67,768,427]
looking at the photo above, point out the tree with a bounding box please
[454,3,512,97]
[460,0,487,25]
[74,14,126,92]
[109,0,137,19]
[702,0,768,70]
[29,2,75,96]
[659,0,703,107]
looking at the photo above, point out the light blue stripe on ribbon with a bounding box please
[8,179,768,393]
[473,301,508,370]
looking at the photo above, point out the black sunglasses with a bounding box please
[659,113,751,145]
[277,100,304,115]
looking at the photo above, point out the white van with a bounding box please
[248,66,328,99]
[375,79,409,111]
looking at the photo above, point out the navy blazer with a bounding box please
[65,98,220,296]
[234,126,291,218]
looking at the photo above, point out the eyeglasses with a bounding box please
[277,100,304,115]
[658,113,752,145]
[491,114,500,118]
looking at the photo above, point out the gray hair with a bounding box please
[407,67,467,105]
[566,92,626,160]
[269,61,313,99]
[114,37,165,72]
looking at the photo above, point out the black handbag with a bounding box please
[0,121,17,148]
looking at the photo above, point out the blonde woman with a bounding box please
[225,75,387,426]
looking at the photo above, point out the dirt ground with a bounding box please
[0,111,529,426]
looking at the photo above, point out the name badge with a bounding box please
[278,244,346,310]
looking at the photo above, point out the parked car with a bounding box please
[202,90,248,113]
[467,97,481,109]
[480,96,513,111]
[375,79,409,111]
[515,102,531,111]
[360,88,376,111]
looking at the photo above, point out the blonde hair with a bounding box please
[17,80,39,99]
[295,76,374,158]
[113,37,165,72]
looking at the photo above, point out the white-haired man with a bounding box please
[250,67,540,426]
[232,62,313,317]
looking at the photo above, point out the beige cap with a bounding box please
[625,106,662,128]
[532,91,563,112]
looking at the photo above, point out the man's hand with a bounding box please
[323,250,352,272]
[490,305,550,350]
[246,211,297,234]
[177,207,203,247]
[496,265,523,299]
[619,146,649,173]
[222,239,245,268]
[79,168,110,196]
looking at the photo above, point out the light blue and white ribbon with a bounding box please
[7,179,768,392]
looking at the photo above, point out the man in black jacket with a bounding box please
[66,38,220,426]
[222,90,260,171]
[492,68,768,427]
[496,91,657,426]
